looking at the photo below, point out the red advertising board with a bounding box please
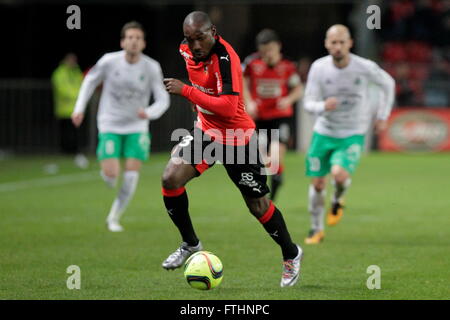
[379,108,450,152]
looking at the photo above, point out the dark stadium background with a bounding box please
[0,0,357,153]
[0,0,449,153]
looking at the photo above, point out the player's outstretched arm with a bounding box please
[303,63,328,114]
[142,64,170,120]
[72,55,107,125]
[242,76,257,118]
[368,64,396,122]
[164,78,238,118]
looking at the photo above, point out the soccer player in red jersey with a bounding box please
[161,11,303,287]
[243,29,303,201]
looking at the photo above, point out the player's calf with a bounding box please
[100,170,117,188]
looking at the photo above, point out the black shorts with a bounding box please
[255,117,293,145]
[172,128,270,198]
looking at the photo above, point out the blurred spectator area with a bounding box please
[0,78,195,153]
[380,0,450,107]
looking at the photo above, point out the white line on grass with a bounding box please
[0,171,99,193]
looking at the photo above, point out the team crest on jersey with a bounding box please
[354,77,361,85]
[203,61,212,73]
[180,49,192,61]
[275,63,287,76]
[252,63,266,76]
[140,74,145,81]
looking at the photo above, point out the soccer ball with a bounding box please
[183,251,223,290]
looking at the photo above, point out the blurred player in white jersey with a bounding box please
[303,25,395,244]
[72,21,170,232]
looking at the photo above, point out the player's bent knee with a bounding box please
[102,167,118,179]
[331,167,349,183]
[161,171,181,190]
[312,178,326,192]
[161,164,190,190]
[245,196,270,219]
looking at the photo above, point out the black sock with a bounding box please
[261,206,298,260]
[270,173,283,201]
[163,190,199,246]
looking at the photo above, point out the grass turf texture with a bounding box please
[0,152,449,300]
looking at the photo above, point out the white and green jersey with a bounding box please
[73,50,170,134]
[303,53,395,138]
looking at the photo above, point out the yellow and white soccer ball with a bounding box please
[183,251,223,290]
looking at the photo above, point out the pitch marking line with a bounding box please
[0,171,99,193]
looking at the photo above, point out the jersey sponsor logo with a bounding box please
[192,83,215,95]
[238,172,259,188]
[256,79,283,98]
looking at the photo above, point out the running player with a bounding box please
[72,21,170,232]
[243,29,303,201]
[303,24,395,244]
[161,11,303,287]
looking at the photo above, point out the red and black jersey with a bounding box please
[179,36,255,146]
[243,53,300,121]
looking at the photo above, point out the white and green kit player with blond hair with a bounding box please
[72,21,170,232]
[303,24,395,244]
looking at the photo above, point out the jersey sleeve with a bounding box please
[181,85,239,118]
[215,43,240,96]
[243,62,251,77]
[145,62,170,120]
[73,55,107,114]
[365,60,396,120]
[287,62,301,88]
[242,54,256,77]
[303,61,326,114]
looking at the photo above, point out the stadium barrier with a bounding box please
[0,79,195,154]
[379,107,450,152]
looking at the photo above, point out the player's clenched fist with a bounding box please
[71,112,84,127]
[324,97,338,111]
[164,78,185,95]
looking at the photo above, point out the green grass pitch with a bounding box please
[0,152,449,299]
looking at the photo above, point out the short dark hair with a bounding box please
[121,21,146,39]
[183,11,212,31]
[255,29,280,46]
